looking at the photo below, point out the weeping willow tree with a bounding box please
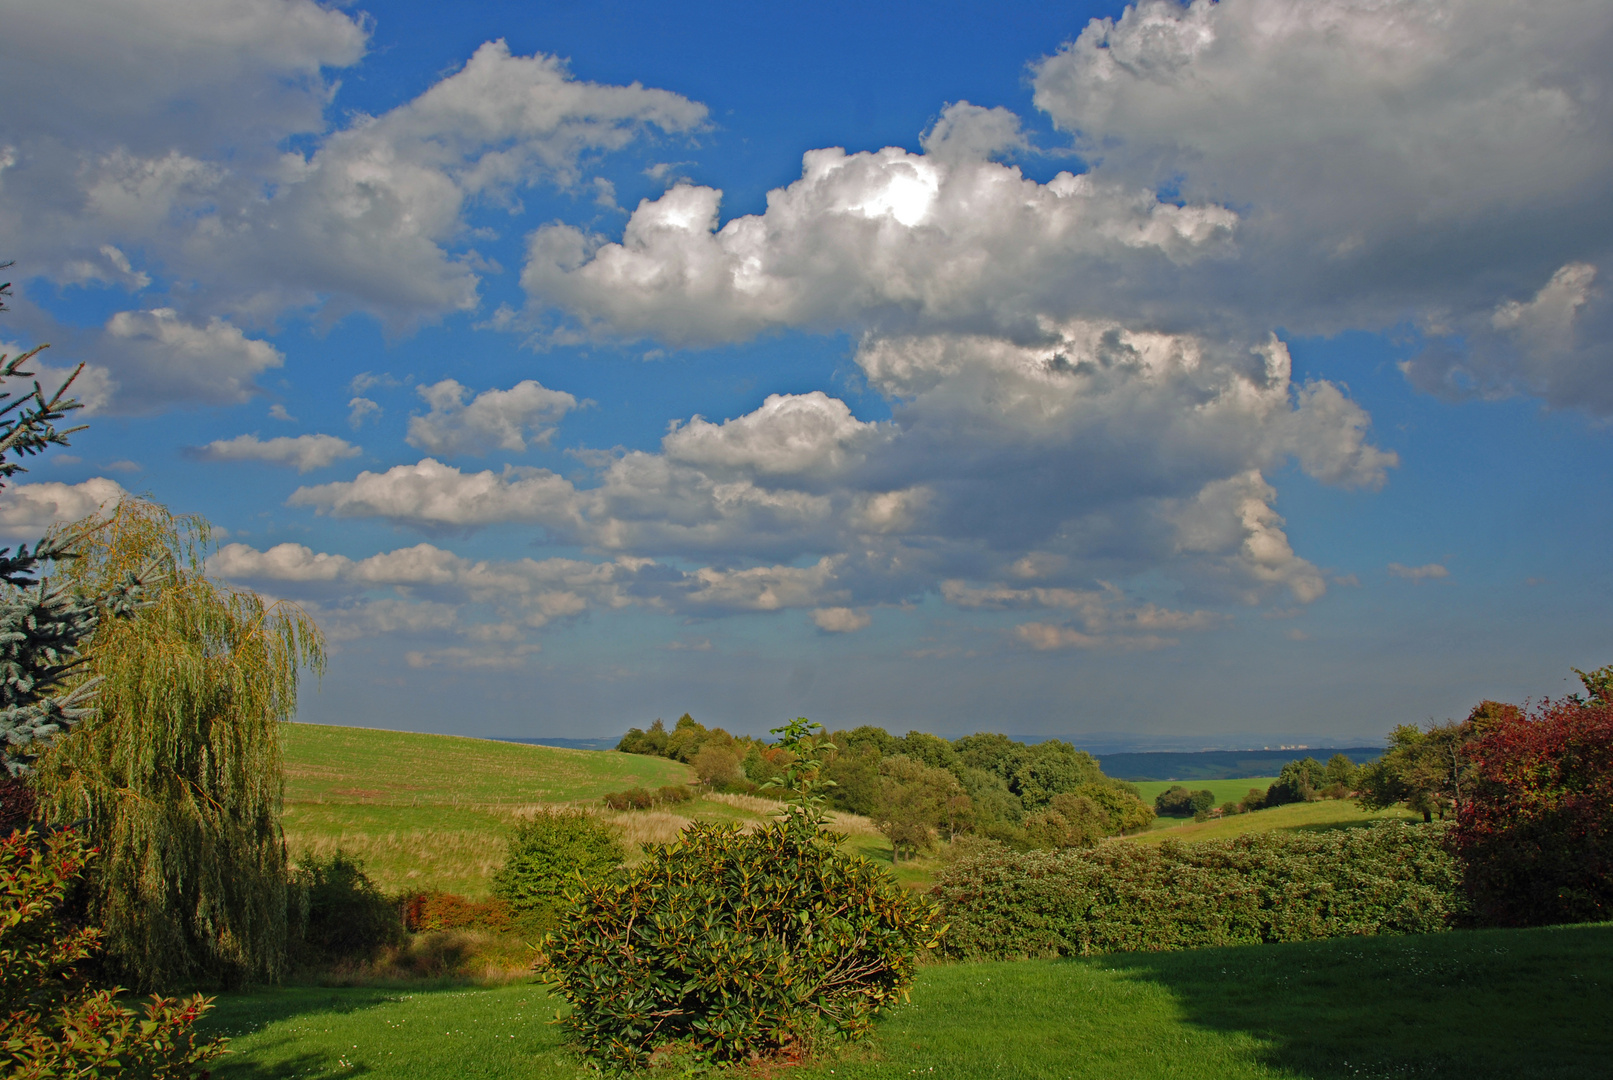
[34,497,325,989]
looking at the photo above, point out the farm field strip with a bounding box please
[1131,798,1419,844]
[205,922,1613,1079]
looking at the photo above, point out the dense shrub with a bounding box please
[540,807,943,1069]
[1264,757,1327,806]
[492,809,624,918]
[400,892,516,934]
[1,828,224,1078]
[934,822,1463,960]
[1455,695,1613,927]
[1154,786,1214,818]
[289,851,403,966]
[601,784,696,811]
[693,744,743,786]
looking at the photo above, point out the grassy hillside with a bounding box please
[1130,797,1419,844]
[280,723,694,895]
[205,922,1613,1079]
[278,723,925,895]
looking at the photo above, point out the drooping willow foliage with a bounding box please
[34,498,325,989]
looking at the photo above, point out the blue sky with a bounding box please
[0,0,1608,747]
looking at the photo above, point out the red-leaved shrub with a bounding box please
[400,892,516,934]
[1455,696,1613,926]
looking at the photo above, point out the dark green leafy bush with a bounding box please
[492,809,624,918]
[934,822,1463,960]
[1265,757,1327,806]
[540,807,943,1069]
[289,851,403,966]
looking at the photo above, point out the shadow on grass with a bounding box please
[199,984,431,1041]
[1097,922,1613,1079]
[210,1047,352,1080]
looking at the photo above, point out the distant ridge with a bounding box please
[1094,747,1384,783]
[494,736,622,751]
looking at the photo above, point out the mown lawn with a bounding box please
[205,922,1613,1079]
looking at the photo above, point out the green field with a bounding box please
[281,724,694,895]
[278,724,926,896]
[1132,798,1419,844]
[204,922,1613,1079]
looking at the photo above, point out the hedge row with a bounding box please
[933,821,1463,959]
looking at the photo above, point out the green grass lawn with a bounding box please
[204,922,1613,1079]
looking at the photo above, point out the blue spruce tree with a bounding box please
[0,266,141,829]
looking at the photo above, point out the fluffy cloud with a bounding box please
[0,0,367,151]
[523,145,1235,346]
[0,477,126,536]
[289,320,1388,609]
[213,538,859,648]
[288,459,586,534]
[406,378,578,456]
[944,579,1220,650]
[1400,262,1611,412]
[92,309,285,411]
[188,433,360,472]
[811,607,871,633]
[1030,0,1613,410]
[0,346,114,414]
[662,392,882,480]
[0,14,708,343]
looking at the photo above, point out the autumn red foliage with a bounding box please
[400,892,516,934]
[1455,696,1613,927]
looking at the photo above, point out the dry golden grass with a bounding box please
[700,791,785,815]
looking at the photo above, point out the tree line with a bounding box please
[618,716,1155,861]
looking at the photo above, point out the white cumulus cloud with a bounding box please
[189,433,360,473]
[522,146,1236,346]
[0,477,127,537]
[288,458,586,534]
[811,607,871,633]
[1030,0,1613,411]
[406,378,578,456]
[0,16,709,336]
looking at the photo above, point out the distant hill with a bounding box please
[1095,747,1383,782]
[494,736,622,751]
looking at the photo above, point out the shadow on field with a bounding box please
[200,985,413,1040]
[1098,922,1613,1079]
[210,1047,346,1079]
